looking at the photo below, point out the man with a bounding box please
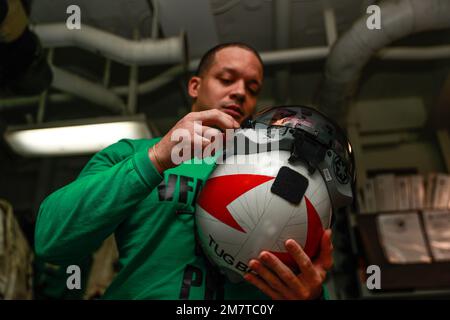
[35,43,333,300]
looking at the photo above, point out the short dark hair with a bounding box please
[195,42,264,76]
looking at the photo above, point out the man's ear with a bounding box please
[188,76,201,99]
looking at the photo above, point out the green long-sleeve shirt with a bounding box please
[35,138,268,299]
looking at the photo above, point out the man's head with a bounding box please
[188,43,264,124]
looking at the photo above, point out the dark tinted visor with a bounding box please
[254,105,355,183]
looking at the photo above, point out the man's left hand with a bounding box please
[244,229,333,300]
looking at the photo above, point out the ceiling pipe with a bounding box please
[126,30,140,115]
[323,7,338,46]
[1,66,186,111]
[3,44,450,111]
[114,64,185,95]
[0,94,71,110]
[32,23,187,66]
[51,66,126,113]
[185,46,450,69]
[259,47,329,65]
[318,0,450,121]
[377,46,450,60]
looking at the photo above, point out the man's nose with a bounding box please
[229,80,245,103]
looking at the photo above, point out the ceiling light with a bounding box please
[3,114,152,157]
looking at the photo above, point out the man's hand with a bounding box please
[149,109,240,173]
[244,229,333,300]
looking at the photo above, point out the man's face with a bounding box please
[188,47,264,124]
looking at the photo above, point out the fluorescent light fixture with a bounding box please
[4,114,152,156]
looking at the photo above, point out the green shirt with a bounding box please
[35,138,268,300]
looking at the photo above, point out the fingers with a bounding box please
[249,253,305,299]
[315,229,334,271]
[244,236,334,300]
[188,110,237,160]
[245,246,331,300]
[248,258,289,294]
[285,239,327,294]
[285,239,317,279]
[152,109,239,171]
[192,132,214,158]
[201,126,223,141]
[244,272,283,300]
[195,109,240,130]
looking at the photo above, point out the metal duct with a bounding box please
[32,23,187,66]
[318,0,450,121]
[51,66,126,113]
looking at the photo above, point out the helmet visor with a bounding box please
[253,105,355,184]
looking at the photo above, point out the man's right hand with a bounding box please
[149,109,240,174]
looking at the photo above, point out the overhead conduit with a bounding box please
[32,23,187,66]
[51,66,126,114]
[318,0,450,121]
[3,22,188,114]
[3,2,450,112]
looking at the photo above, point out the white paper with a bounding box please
[422,210,450,261]
[377,212,432,264]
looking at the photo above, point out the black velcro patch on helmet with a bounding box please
[271,166,309,205]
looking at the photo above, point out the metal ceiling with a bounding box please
[30,0,371,54]
[1,0,449,133]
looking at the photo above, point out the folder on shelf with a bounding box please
[410,174,425,210]
[377,212,432,264]
[423,210,450,262]
[432,174,450,209]
[375,174,397,212]
[395,176,411,211]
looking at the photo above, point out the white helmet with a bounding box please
[195,105,355,282]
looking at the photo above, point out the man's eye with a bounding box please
[220,78,232,85]
[248,87,259,96]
